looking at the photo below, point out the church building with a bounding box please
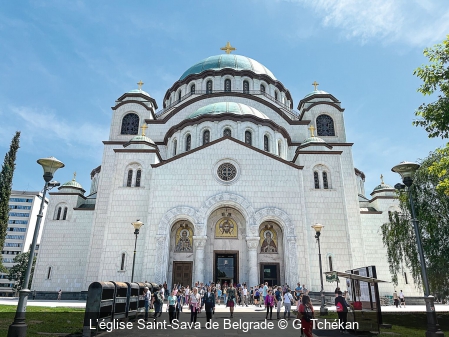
[32,43,419,297]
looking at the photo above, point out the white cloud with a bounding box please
[284,0,449,46]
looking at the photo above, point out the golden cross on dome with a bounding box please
[140,123,148,137]
[380,174,384,184]
[312,81,319,91]
[220,42,236,54]
[73,172,76,181]
[137,80,144,90]
[308,124,316,137]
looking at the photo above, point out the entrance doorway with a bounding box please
[260,263,280,286]
[172,262,193,287]
[214,252,239,285]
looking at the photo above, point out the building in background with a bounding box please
[0,190,48,296]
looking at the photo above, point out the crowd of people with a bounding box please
[141,281,321,336]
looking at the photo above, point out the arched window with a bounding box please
[314,172,320,189]
[224,79,231,92]
[316,114,335,136]
[203,130,210,145]
[190,84,195,94]
[62,207,68,220]
[223,128,232,137]
[275,91,278,101]
[120,113,139,135]
[329,256,333,271]
[245,131,252,146]
[260,84,266,93]
[178,90,182,101]
[127,170,133,187]
[206,80,213,94]
[243,80,249,94]
[264,135,269,151]
[323,172,329,189]
[56,207,62,220]
[136,169,142,187]
[185,134,191,151]
[173,139,177,156]
[278,141,282,157]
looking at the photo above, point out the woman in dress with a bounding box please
[189,287,201,323]
[264,289,276,320]
[299,295,314,337]
[227,285,236,318]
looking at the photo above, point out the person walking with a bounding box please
[189,287,201,323]
[335,290,350,334]
[168,290,177,324]
[262,282,268,303]
[295,283,302,301]
[152,288,163,319]
[393,290,399,308]
[399,290,406,308]
[283,290,294,320]
[299,295,314,337]
[274,286,283,319]
[57,289,62,301]
[143,286,151,321]
[223,286,227,306]
[243,285,248,307]
[203,286,216,323]
[176,291,182,320]
[265,290,275,320]
[227,285,236,318]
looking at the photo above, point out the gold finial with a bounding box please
[140,123,148,137]
[137,80,144,90]
[220,41,236,54]
[312,81,319,91]
[73,172,76,181]
[308,124,316,137]
[380,174,384,184]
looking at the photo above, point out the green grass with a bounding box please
[0,304,85,337]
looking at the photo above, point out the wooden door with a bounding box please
[172,262,193,287]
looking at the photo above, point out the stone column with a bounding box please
[193,236,207,284]
[246,237,259,287]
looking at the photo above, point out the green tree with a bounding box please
[413,35,449,139]
[0,131,21,272]
[381,149,449,297]
[8,252,36,292]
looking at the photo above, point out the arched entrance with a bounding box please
[258,221,284,286]
[168,220,195,287]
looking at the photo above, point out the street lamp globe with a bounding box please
[311,223,324,233]
[132,220,144,234]
[37,157,65,182]
[391,161,420,187]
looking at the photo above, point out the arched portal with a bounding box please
[258,222,284,286]
[168,220,195,287]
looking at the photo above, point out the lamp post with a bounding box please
[312,223,328,316]
[392,161,444,337]
[8,156,64,337]
[130,220,144,283]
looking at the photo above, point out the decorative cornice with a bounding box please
[112,100,157,119]
[48,192,87,200]
[113,148,163,162]
[151,136,304,170]
[368,195,397,203]
[161,112,293,145]
[73,207,96,211]
[115,92,158,109]
[292,150,343,162]
[360,211,383,214]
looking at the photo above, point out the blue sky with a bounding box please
[1,0,448,195]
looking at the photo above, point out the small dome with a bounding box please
[304,90,329,99]
[372,182,393,191]
[128,89,151,97]
[180,54,276,80]
[61,177,83,190]
[302,136,326,145]
[188,102,269,120]
[130,135,155,145]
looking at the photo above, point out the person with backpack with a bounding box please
[254,287,260,307]
[335,290,350,334]
[283,290,294,320]
[274,286,283,319]
[299,295,314,337]
[152,287,164,319]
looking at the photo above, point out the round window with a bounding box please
[217,163,237,181]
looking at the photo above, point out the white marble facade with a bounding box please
[32,52,420,297]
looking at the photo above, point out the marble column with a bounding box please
[246,237,260,287]
[193,236,207,284]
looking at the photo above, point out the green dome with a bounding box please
[130,135,155,145]
[180,54,276,80]
[128,89,151,97]
[304,90,329,99]
[61,179,83,190]
[373,183,393,191]
[302,136,326,145]
[188,102,269,120]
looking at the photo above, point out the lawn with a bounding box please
[0,304,85,337]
